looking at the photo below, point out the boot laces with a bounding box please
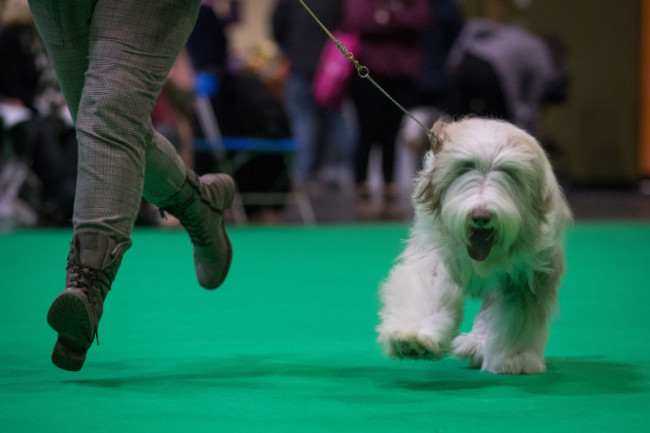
[161,197,212,246]
[67,263,102,344]
[181,213,211,246]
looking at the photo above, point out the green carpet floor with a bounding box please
[1,223,649,432]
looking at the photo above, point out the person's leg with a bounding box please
[375,78,415,219]
[30,0,231,371]
[30,0,201,240]
[28,0,92,122]
[350,79,380,186]
[29,0,196,213]
[79,0,234,288]
[72,0,203,240]
[29,0,116,372]
[284,74,318,183]
[374,96,400,218]
[375,78,415,185]
[320,103,357,185]
[378,110,399,187]
[350,78,383,217]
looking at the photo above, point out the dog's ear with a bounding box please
[412,151,440,213]
[430,119,448,154]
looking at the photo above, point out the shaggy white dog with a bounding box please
[377,117,572,374]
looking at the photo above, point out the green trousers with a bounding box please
[28,0,201,242]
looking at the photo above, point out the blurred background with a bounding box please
[1,0,649,228]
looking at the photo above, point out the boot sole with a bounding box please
[202,173,235,209]
[51,338,86,371]
[47,291,93,371]
[200,174,235,289]
[214,225,233,289]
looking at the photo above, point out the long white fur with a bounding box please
[377,117,572,374]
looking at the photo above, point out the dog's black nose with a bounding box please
[471,209,492,227]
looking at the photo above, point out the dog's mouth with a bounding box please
[467,228,495,262]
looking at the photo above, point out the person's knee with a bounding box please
[75,85,155,152]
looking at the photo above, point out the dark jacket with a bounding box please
[272,0,343,80]
[0,24,40,110]
[342,0,430,79]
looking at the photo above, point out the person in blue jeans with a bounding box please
[273,0,356,186]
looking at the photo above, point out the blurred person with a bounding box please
[399,0,463,168]
[28,0,235,371]
[181,0,231,179]
[0,0,39,164]
[212,42,293,222]
[417,0,463,112]
[0,0,77,226]
[342,0,430,218]
[185,0,230,76]
[272,0,356,188]
[185,1,293,222]
[0,0,39,111]
[446,0,556,134]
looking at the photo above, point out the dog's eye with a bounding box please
[498,165,518,178]
[496,165,523,185]
[456,161,476,175]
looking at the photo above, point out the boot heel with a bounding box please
[207,173,235,210]
[52,337,87,371]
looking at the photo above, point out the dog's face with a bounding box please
[415,118,557,263]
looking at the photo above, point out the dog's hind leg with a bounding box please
[377,260,465,360]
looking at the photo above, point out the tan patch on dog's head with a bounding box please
[413,119,450,213]
[430,119,448,154]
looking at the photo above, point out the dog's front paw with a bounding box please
[452,333,485,369]
[482,351,546,375]
[380,331,449,360]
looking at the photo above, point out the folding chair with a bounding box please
[193,72,315,225]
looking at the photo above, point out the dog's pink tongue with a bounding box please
[467,229,494,262]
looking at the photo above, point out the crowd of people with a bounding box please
[0,0,569,228]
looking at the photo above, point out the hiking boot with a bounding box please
[47,232,130,371]
[159,171,235,289]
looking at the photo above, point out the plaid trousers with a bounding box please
[28,0,201,242]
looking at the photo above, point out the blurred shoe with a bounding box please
[382,183,404,220]
[160,171,235,289]
[355,183,379,219]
